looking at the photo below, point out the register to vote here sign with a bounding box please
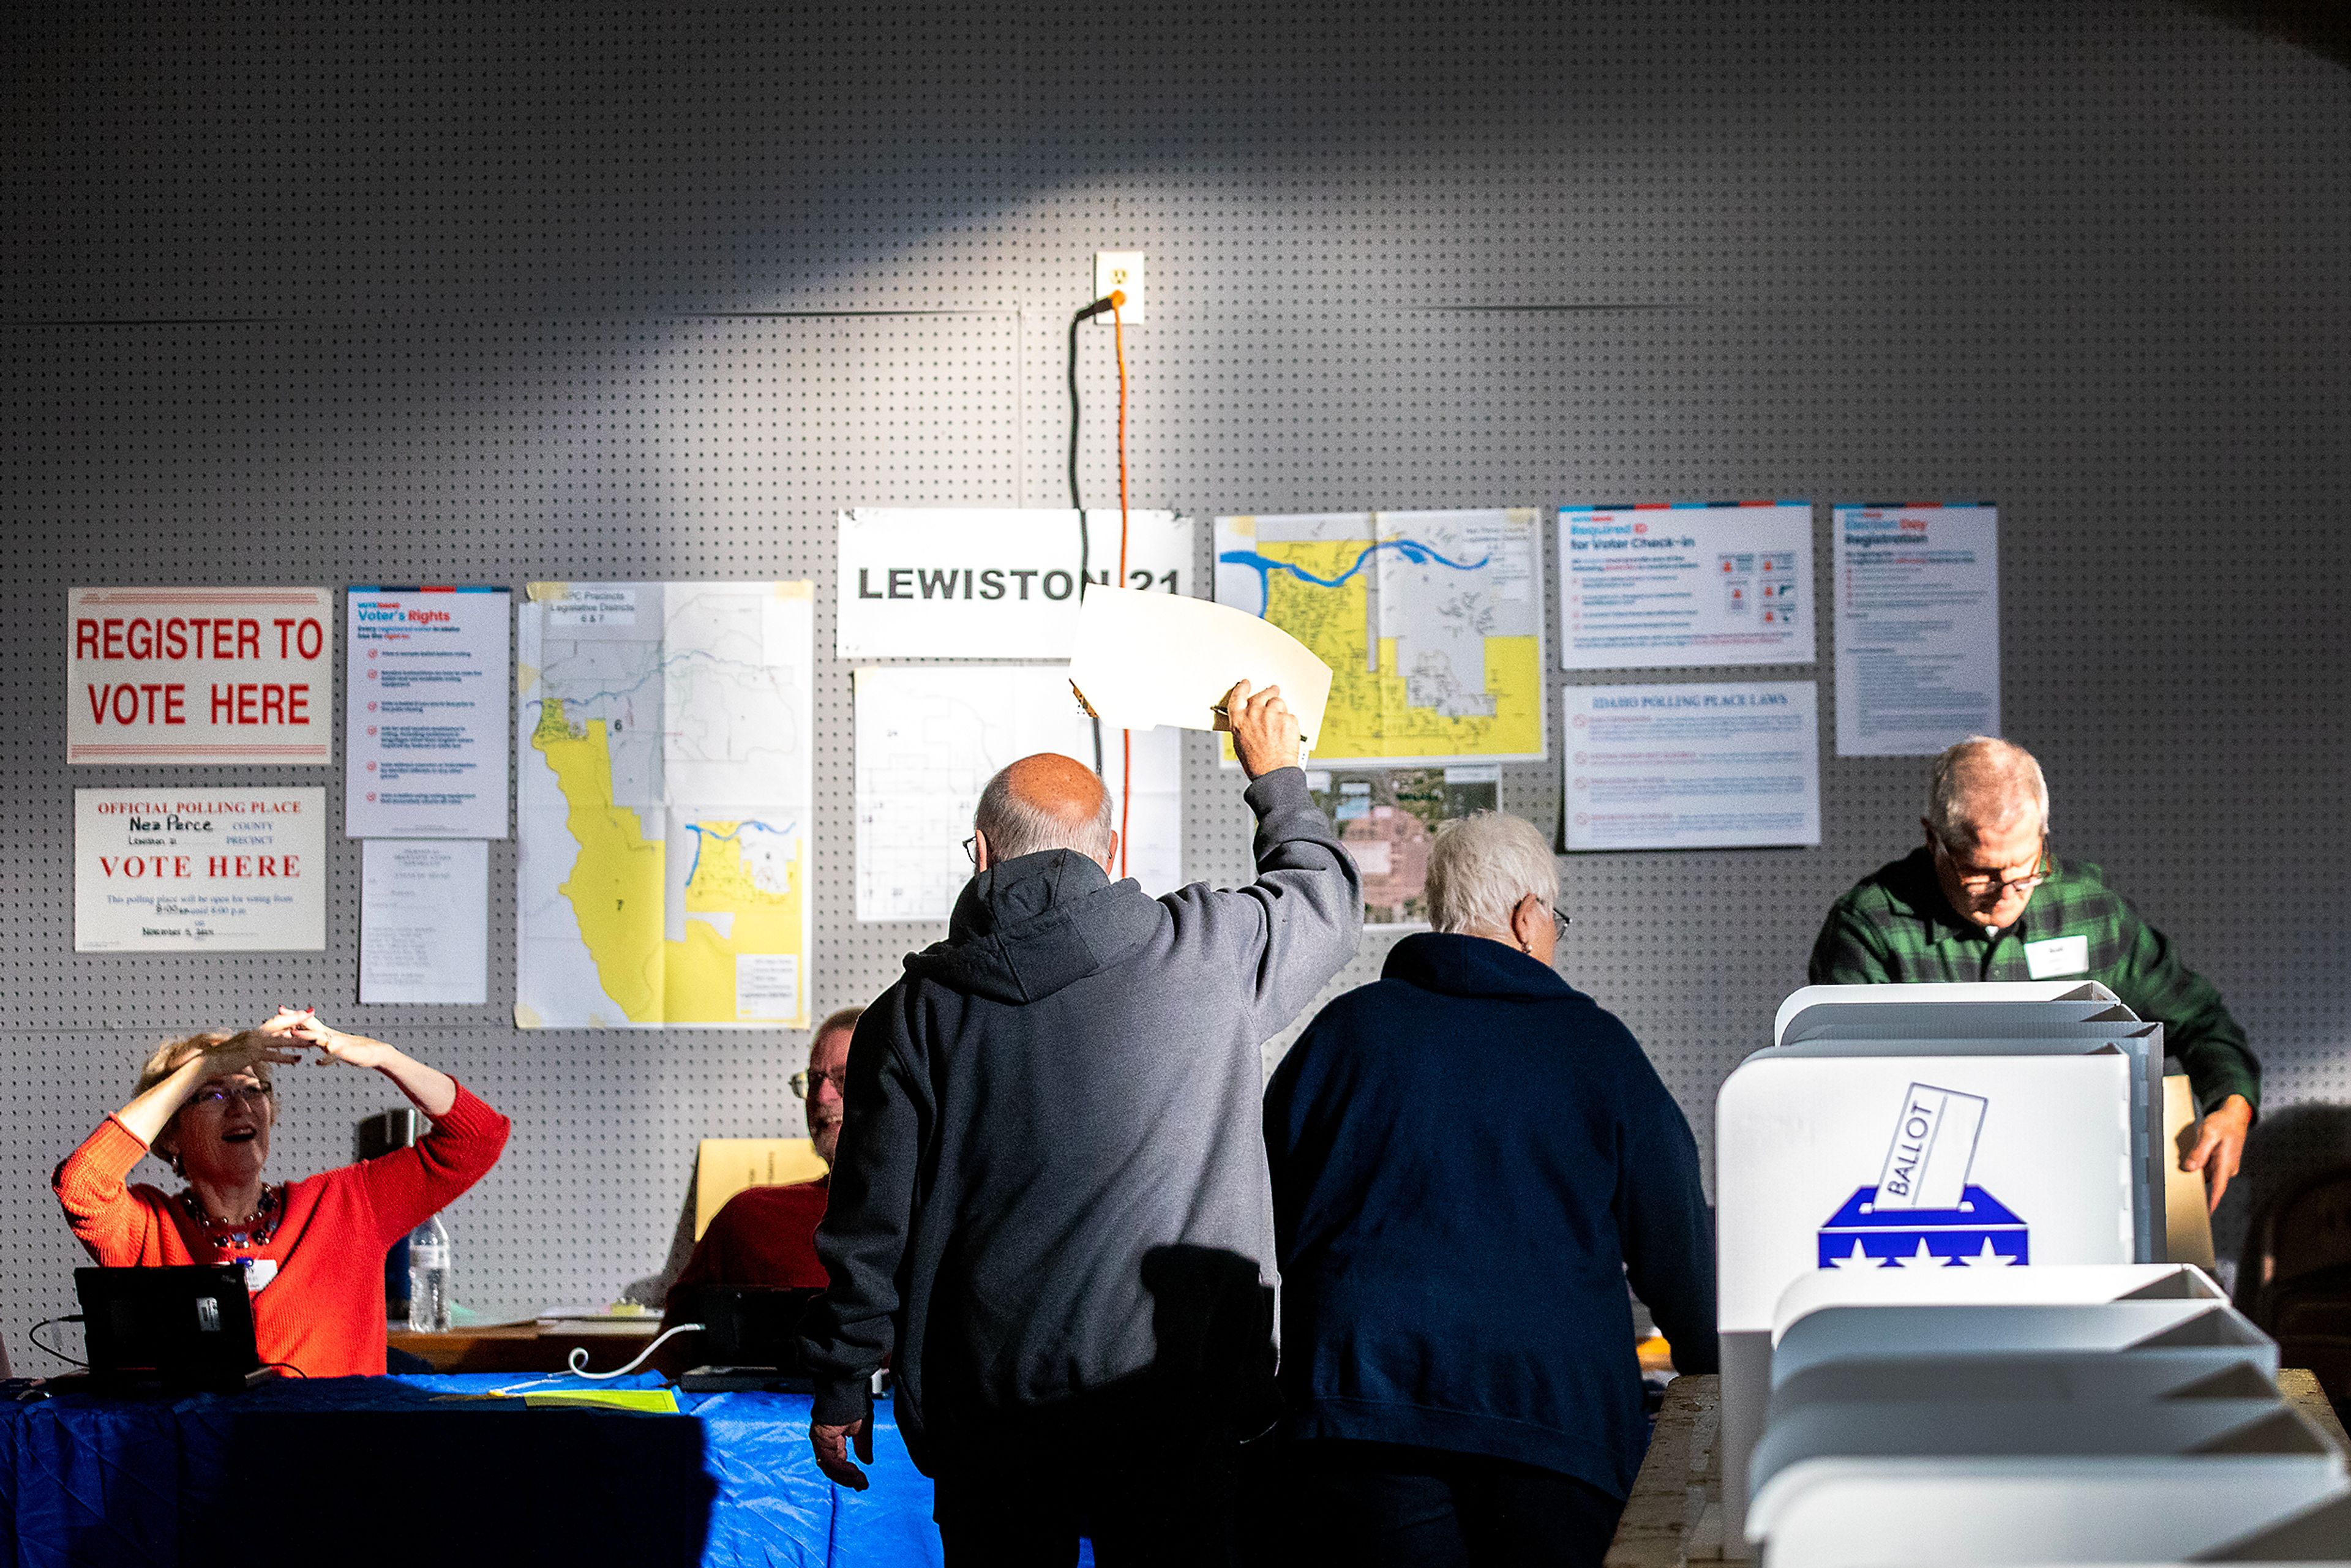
[69,587,334,764]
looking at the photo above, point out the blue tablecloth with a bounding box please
[0,1372,945,1567]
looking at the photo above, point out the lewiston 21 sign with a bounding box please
[835,510,1195,661]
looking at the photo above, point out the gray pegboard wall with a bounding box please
[4,1,2348,1363]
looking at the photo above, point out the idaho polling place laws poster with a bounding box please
[76,789,326,951]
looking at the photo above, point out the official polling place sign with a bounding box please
[75,789,327,951]
[835,509,1195,659]
[69,587,334,763]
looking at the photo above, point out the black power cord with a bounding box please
[1069,296,1122,779]
[28,1315,88,1368]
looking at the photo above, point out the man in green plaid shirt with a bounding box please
[1810,737,2259,1210]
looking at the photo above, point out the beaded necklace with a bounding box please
[181,1184,284,1251]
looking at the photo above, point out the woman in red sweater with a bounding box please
[52,1007,510,1378]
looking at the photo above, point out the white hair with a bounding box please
[1925,736,2050,842]
[1425,811,1559,936]
[973,762,1114,861]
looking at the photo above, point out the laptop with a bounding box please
[671,1285,822,1392]
[73,1265,273,1394]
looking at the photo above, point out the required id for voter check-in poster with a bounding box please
[1558,501,1814,670]
[1563,681,1820,851]
[1832,502,2000,756]
[76,789,326,951]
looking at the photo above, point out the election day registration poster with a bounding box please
[76,789,326,951]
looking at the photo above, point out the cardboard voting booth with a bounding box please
[1715,984,2157,1551]
[1727,1252,2350,1562]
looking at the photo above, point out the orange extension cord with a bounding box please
[1112,296,1131,879]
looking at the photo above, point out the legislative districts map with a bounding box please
[516,582,814,1029]
[1213,509,1547,766]
[853,665,1180,921]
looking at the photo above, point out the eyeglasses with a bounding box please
[1932,830,2052,896]
[962,834,979,866]
[189,1082,273,1110]
[1518,897,1572,939]
[790,1067,848,1098]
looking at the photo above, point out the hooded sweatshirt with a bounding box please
[803,765,1362,1467]
[1264,932,1718,1499]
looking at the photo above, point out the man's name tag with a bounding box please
[2024,933,2090,979]
[238,1256,278,1293]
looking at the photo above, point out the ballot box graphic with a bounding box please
[1815,1082,2030,1269]
[1717,994,2146,1556]
[1817,1186,2028,1269]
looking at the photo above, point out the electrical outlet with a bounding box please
[1093,252,1145,323]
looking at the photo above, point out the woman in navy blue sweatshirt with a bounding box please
[1263,811,1718,1567]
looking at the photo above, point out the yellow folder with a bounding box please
[694,1137,828,1240]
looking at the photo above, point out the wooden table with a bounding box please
[389,1319,665,1375]
[1603,1369,2351,1567]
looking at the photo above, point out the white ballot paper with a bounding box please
[1068,587,1332,748]
[853,665,1182,920]
[361,839,489,1004]
[346,587,512,838]
[1833,502,2000,756]
[1876,1082,1990,1210]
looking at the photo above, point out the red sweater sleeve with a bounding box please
[53,1115,176,1264]
[359,1081,511,1247]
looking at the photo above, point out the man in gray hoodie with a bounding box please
[803,680,1362,1566]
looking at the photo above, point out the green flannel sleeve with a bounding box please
[2110,898,2260,1117]
[1808,902,1899,986]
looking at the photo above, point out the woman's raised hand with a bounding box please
[260,1007,395,1070]
[203,1028,303,1076]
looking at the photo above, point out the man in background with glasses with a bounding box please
[1810,735,2260,1209]
[663,1005,864,1302]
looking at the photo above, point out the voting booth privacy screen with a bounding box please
[1718,1054,2137,1335]
[4,2,2350,1358]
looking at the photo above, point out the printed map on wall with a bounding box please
[1213,509,1548,766]
[516,582,814,1029]
[853,665,1182,921]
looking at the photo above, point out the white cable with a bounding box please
[487,1322,703,1397]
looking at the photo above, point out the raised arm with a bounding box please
[267,1011,509,1244]
[1221,680,1365,1033]
[268,1008,455,1114]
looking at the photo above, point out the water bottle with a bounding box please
[407,1214,451,1332]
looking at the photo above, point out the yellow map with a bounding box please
[1213,510,1547,766]
[516,583,814,1029]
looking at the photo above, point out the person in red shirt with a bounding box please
[665,1005,861,1305]
[52,1007,509,1378]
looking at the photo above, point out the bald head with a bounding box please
[973,752,1116,868]
[1925,737,2049,842]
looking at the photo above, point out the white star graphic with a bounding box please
[1889,1239,1949,1269]
[1826,1238,1884,1270]
[1957,1239,2019,1268]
